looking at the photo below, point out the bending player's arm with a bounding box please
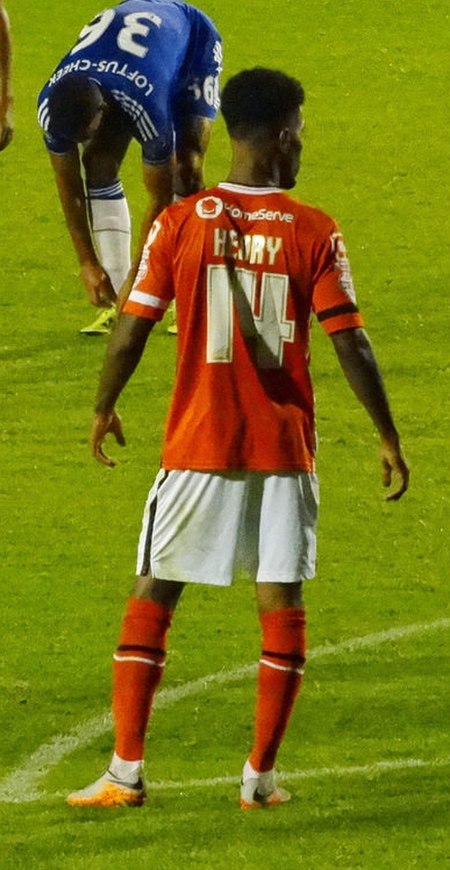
[115,160,174,311]
[330,327,409,501]
[117,118,212,312]
[0,0,13,151]
[140,160,175,249]
[49,151,116,307]
[174,116,212,197]
[91,313,154,467]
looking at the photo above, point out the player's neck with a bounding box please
[225,171,279,188]
[225,146,280,189]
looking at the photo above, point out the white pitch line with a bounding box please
[147,754,450,792]
[0,617,448,804]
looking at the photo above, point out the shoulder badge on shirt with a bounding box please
[330,231,356,302]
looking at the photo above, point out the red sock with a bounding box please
[249,606,306,773]
[112,597,173,761]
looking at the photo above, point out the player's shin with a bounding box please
[112,597,173,765]
[88,182,131,293]
[248,606,306,773]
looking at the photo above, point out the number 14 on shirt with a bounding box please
[206,264,295,369]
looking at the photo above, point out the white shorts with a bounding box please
[136,470,319,586]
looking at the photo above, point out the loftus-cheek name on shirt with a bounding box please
[213,228,283,266]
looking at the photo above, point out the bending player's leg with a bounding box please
[241,581,306,809]
[67,576,184,807]
[80,124,132,334]
[87,181,131,294]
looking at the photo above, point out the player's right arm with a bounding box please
[92,312,155,466]
[0,0,13,151]
[49,150,116,307]
[330,327,409,501]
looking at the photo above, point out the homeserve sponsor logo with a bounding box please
[194,197,294,223]
[223,202,294,223]
[195,196,224,219]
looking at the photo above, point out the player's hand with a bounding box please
[80,263,116,307]
[91,410,126,467]
[0,121,13,151]
[0,100,13,151]
[380,437,409,501]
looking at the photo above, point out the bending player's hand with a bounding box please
[380,437,409,501]
[80,263,116,308]
[0,121,13,151]
[91,410,125,467]
[0,100,13,151]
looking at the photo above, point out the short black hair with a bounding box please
[221,68,305,140]
[47,74,103,141]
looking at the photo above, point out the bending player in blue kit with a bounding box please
[37,0,222,334]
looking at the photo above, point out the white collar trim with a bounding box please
[218,183,282,195]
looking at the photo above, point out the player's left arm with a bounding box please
[92,313,155,466]
[0,1,13,151]
[174,115,212,196]
[141,160,175,240]
[114,159,174,311]
[330,327,409,501]
[171,14,221,196]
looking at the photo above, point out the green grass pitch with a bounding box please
[1,0,449,867]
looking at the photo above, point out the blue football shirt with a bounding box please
[37,0,222,163]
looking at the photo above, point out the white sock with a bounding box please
[242,759,275,793]
[109,751,143,784]
[88,183,132,294]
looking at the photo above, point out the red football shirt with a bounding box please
[123,184,364,472]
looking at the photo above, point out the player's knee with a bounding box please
[133,574,184,609]
[82,150,120,186]
[257,581,303,615]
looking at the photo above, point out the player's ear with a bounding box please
[278,128,291,154]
